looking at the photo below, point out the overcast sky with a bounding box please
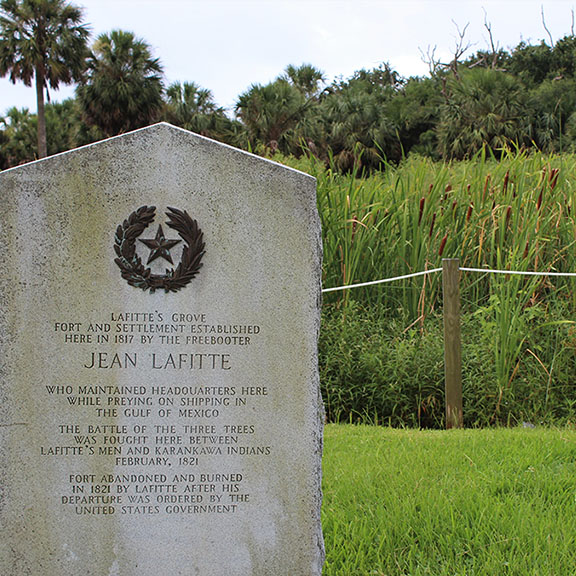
[1,0,575,116]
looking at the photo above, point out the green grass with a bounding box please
[322,424,576,575]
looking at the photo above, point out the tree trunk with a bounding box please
[35,66,47,159]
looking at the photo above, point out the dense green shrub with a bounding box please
[320,302,444,427]
[319,301,576,428]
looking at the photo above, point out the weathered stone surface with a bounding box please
[0,124,324,576]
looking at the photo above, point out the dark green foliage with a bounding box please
[551,35,576,78]
[162,81,243,146]
[463,47,511,70]
[529,78,576,151]
[0,0,89,88]
[236,79,305,152]
[76,30,164,137]
[320,303,445,427]
[229,36,576,170]
[320,302,576,429]
[7,24,576,171]
[44,98,93,152]
[0,106,36,167]
[0,0,89,157]
[437,68,530,159]
[235,64,324,155]
[508,36,576,85]
[316,63,404,171]
[386,76,443,159]
[507,40,553,85]
[0,98,85,167]
[282,63,325,98]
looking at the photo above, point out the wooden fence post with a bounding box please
[442,258,463,429]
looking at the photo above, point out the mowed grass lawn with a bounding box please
[322,425,576,576]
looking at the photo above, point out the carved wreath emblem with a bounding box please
[114,205,205,293]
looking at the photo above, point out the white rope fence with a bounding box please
[322,268,442,293]
[322,266,576,293]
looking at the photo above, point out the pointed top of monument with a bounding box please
[1,122,314,181]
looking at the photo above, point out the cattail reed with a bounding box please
[418,197,425,225]
[311,148,572,325]
[483,174,490,202]
[438,234,448,256]
[350,215,358,244]
[549,168,559,190]
[429,213,436,238]
[300,146,576,425]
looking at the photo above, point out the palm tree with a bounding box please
[236,80,300,147]
[236,78,310,154]
[437,69,530,159]
[0,0,89,158]
[162,81,243,145]
[282,64,325,98]
[164,81,221,133]
[316,64,403,171]
[77,30,164,137]
[319,88,399,171]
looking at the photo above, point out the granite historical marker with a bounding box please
[0,123,324,575]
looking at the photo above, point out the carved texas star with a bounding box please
[139,224,181,265]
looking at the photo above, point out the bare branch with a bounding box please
[451,20,471,60]
[419,45,442,77]
[572,7,574,36]
[449,20,471,79]
[419,21,471,88]
[483,8,499,69]
[468,55,486,69]
[541,5,554,47]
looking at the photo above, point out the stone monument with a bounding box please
[0,123,324,575]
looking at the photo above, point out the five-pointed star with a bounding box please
[139,224,181,264]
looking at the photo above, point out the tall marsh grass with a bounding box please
[310,149,576,314]
[279,150,576,426]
